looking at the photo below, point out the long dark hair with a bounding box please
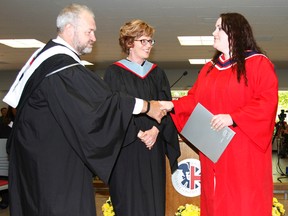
[209,13,264,85]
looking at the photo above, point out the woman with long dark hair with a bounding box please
[160,13,278,216]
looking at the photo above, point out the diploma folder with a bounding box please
[181,103,236,163]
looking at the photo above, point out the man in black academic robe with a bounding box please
[6,40,135,216]
[3,4,164,216]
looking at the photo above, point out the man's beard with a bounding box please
[80,46,92,55]
[73,37,93,55]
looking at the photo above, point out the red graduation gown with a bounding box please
[171,53,278,216]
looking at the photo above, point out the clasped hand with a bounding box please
[137,126,159,150]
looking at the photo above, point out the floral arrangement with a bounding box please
[272,197,285,216]
[101,197,115,216]
[102,197,285,216]
[175,203,200,216]
[175,197,285,216]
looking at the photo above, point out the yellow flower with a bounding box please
[102,197,115,216]
[175,198,285,216]
[175,203,200,216]
[272,197,285,216]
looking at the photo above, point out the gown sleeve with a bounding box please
[44,65,135,184]
[104,65,140,147]
[170,79,199,132]
[156,68,181,172]
[229,56,278,152]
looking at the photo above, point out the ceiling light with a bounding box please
[0,39,45,48]
[189,59,211,64]
[178,36,214,46]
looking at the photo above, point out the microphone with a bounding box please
[170,71,188,88]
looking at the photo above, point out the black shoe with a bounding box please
[0,190,9,209]
[0,202,8,209]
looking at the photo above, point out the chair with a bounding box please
[0,139,9,209]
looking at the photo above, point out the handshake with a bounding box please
[143,100,174,123]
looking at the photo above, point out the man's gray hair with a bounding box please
[56,4,94,33]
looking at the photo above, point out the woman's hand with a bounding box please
[159,101,174,112]
[137,126,159,150]
[210,114,233,131]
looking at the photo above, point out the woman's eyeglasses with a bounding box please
[134,39,156,46]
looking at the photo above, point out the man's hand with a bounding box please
[146,100,166,123]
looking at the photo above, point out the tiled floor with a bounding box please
[1,151,288,216]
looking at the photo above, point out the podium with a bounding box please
[165,137,201,215]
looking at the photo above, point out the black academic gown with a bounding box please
[7,40,135,216]
[104,61,180,216]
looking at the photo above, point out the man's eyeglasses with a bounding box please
[134,39,156,46]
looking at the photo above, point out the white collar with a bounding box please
[54,36,79,55]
